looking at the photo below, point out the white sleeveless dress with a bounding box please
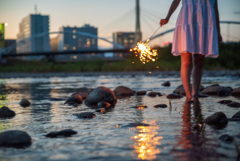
[172,0,219,58]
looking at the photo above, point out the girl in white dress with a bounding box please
[160,0,222,102]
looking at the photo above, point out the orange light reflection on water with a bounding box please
[131,120,163,160]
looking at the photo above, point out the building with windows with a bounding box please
[113,32,142,49]
[57,24,98,51]
[17,14,50,53]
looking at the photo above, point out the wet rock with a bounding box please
[130,105,148,109]
[228,111,240,121]
[162,81,170,87]
[85,86,117,106]
[219,134,234,143]
[232,111,240,119]
[231,87,240,97]
[113,86,135,97]
[191,124,201,131]
[49,98,65,101]
[96,108,106,113]
[0,106,16,118]
[153,104,167,108]
[19,99,31,107]
[71,92,88,100]
[166,93,183,99]
[97,101,111,108]
[201,84,220,95]
[173,84,204,96]
[203,112,228,125]
[75,112,96,119]
[147,92,162,97]
[227,101,240,108]
[45,129,77,138]
[136,91,147,96]
[120,123,150,128]
[217,100,232,104]
[75,87,93,94]
[64,94,83,106]
[198,94,209,98]
[217,86,233,97]
[0,130,32,148]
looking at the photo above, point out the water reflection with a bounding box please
[131,120,162,160]
[173,101,218,160]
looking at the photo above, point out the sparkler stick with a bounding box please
[146,26,161,43]
[130,27,161,64]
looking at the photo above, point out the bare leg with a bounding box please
[192,54,205,102]
[181,52,192,102]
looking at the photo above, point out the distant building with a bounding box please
[50,36,59,51]
[113,32,142,49]
[17,14,50,54]
[57,24,98,51]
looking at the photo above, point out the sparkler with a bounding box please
[130,27,160,64]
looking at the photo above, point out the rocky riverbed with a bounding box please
[0,71,239,161]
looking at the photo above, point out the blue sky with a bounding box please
[0,0,240,47]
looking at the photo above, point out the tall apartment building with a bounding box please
[17,14,50,53]
[113,32,142,49]
[58,24,98,51]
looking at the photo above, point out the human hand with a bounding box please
[160,19,168,27]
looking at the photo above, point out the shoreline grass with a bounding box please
[1,42,240,73]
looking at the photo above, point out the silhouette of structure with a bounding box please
[17,14,50,54]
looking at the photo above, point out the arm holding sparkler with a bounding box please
[160,0,181,27]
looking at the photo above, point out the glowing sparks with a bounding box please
[130,39,158,64]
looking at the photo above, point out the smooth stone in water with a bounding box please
[147,92,162,97]
[217,100,232,104]
[45,129,77,138]
[19,99,31,107]
[71,92,88,100]
[219,134,234,143]
[49,98,65,101]
[201,84,220,95]
[153,104,167,108]
[64,94,83,105]
[113,86,135,97]
[166,93,183,99]
[231,87,240,97]
[136,91,147,96]
[173,84,204,96]
[0,106,16,118]
[227,101,240,108]
[130,105,148,109]
[85,86,117,106]
[161,81,170,87]
[229,111,240,121]
[0,130,32,148]
[75,112,96,119]
[217,86,233,97]
[232,111,240,119]
[97,101,111,108]
[120,123,151,128]
[96,108,106,113]
[203,112,228,125]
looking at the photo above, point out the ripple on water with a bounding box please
[0,74,239,161]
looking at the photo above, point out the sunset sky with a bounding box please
[0,0,240,48]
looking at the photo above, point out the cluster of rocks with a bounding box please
[0,82,239,149]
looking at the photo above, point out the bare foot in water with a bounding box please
[186,96,193,103]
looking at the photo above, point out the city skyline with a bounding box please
[1,0,240,48]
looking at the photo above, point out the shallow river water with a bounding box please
[0,72,239,161]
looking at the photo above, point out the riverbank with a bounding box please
[1,42,240,74]
[1,70,240,78]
